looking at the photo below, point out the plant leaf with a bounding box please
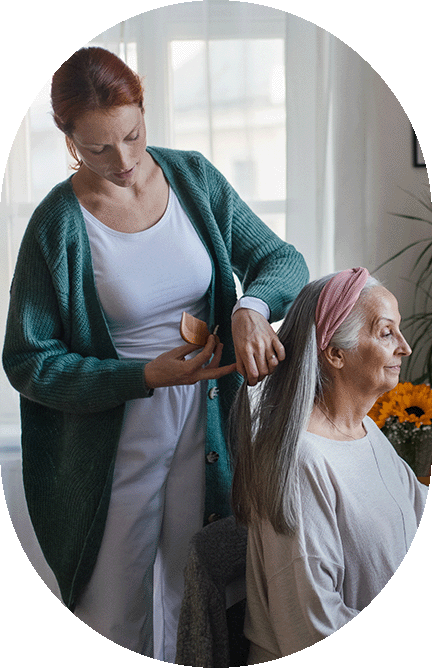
[389,213,432,226]
[397,185,432,215]
[373,239,432,272]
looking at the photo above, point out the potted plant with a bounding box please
[371,187,432,483]
[376,187,432,385]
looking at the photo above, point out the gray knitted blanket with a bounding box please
[176,516,248,667]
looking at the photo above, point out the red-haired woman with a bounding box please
[3,47,308,661]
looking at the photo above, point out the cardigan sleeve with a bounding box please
[2,217,153,415]
[203,156,309,322]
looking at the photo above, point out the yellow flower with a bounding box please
[368,382,432,429]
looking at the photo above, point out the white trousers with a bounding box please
[74,382,207,663]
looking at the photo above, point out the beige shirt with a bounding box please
[245,417,428,663]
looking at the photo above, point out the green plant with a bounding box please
[376,187,432,385]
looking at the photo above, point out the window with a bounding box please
[170,38,286,239]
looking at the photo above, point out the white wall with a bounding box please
[366,67,430,379]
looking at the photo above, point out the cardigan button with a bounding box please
[206,451,219,464]
[208,513,221,523]
[208,387,219,400]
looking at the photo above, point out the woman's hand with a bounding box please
[144,335,237,389]
[231,308,285,386]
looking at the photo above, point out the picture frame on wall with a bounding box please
[413,128,426,167]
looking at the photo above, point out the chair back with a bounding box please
[175,516,249,667]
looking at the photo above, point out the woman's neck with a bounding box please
[308,388,370,441]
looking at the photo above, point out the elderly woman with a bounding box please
[2,47,308,662]
[231,267,428,662]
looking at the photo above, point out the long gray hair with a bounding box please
[230,273,380,535]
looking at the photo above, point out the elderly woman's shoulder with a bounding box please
[296,431,332,472]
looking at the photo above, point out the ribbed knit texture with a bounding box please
[175,516,248,668]
[315,267,369,350]
[3,147,308,610]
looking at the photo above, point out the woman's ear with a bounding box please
[65,135,83,168]
[322,346,345,369]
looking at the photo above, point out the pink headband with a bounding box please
[315,267,370,351]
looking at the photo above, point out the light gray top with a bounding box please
[245,416,428,662]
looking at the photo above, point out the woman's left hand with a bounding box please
[231,308,285,386]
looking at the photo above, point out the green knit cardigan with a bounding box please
[2,147,308,610]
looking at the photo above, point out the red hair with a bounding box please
[51,47,144,166]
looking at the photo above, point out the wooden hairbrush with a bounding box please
[180,312,219,346]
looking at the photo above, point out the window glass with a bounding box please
[170,38,286,237]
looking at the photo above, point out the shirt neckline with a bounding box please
[305,417,372,445]
[80,186,173,238]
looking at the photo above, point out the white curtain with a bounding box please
[285,13,378,278]
[0,3,382,445]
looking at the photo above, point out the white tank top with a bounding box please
[81,188,213,360]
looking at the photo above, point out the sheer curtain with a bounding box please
[285,14,376,277]
[0,3,379,447]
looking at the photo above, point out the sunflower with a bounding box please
[368,382,432,429]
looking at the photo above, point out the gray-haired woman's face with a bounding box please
[339,286,411,398]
